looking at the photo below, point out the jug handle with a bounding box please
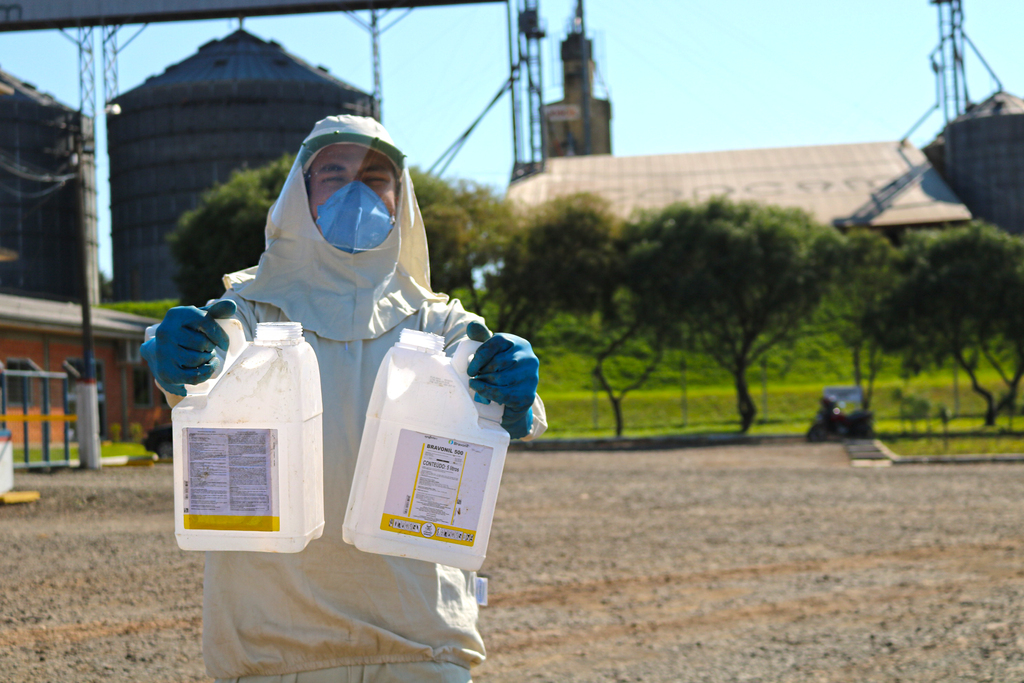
[450,339,505,424]
[185,318,247,396]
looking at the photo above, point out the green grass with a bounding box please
[883,436,1024,457]
[541,371,1015,439]
[533,325,862,394]
[533,316,1023,439]
[531,316,1024,438]
[8,441,153,466]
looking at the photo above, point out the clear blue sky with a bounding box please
[1,0,1023,279]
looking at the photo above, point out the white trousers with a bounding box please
[215,662,473,683]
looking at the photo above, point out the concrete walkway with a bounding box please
[846,438,1024,466]
[516,433,1024,467]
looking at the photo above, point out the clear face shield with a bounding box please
[304,142,400,254]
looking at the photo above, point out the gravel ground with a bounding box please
[3,443,1024,682]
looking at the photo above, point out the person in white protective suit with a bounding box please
[140,115,546,683]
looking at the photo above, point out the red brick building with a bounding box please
[0,293,168,446]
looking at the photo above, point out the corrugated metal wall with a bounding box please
[108,41,374,301]
[945,111,1024,234]
[0,80,84,301]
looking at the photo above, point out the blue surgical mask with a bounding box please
[315,181,396,253]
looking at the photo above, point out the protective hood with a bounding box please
[226,115,446,342]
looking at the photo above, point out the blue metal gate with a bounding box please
[0,368,75,469]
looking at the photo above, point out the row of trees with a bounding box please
[171,157,1024,434]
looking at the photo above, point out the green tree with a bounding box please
[99,271,114,302]
[587,288,668,438]
[491,193,664,436]
[409,168,513,308]
[100,299,179,320]
[631,198,843,432]
[877,223,1024,427]
[532,304,665,438]
[486,193,620,338]
[818,229,900,409]
[168,154,293,305]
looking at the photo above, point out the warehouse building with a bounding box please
[508,139,973,233]
[0,293,165,447]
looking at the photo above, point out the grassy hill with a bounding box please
[533,324,1014,438]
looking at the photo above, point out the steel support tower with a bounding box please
[929,0,1002,123]
[903,0,1002,142]
[511,0,546,180]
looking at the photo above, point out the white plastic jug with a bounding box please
[343,329,510,570]
[172,320,324,553]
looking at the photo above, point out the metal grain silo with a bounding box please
[108,29,375,301]
[944,91,1024,234]
[0,68,94,302]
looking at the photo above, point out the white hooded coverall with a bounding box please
[199,117,545,681]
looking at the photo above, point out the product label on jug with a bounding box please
[182,428,280,532]
[379,429,493,546]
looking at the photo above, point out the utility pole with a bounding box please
[370,9,382,121]
[74,122,101,470]
[344,5,414,123]
[73,26,101,469]
[760,356,768,423]
[506,0,521,168]
[680,355,688,428]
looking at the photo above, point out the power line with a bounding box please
[0,178,69,199]
[429,77,514,177]
[0,149,76,184]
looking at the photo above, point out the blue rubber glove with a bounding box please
[140,300,238,397]
[466,321,539,439]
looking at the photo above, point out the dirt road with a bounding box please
[3,443,1024,682]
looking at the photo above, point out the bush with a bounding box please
[99,299,179,321]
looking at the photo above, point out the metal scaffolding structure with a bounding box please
[73,28,97,119]
[904,0,1003,141]
[511,0,546,180]
[344,5,414,123]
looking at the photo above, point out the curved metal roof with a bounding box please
[124,28,368,94]
[508,141,972,229]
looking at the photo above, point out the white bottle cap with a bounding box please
[255,322,304,345]
[397,329,445,354]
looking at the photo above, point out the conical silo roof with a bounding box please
[124,28,367,95]
[952,91,1024,123]
[0,67,75,109]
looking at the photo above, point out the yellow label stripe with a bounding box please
[451,451,468,526]
[379,513,476,547]
[0,414,77,423]
[184,515,280,532]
